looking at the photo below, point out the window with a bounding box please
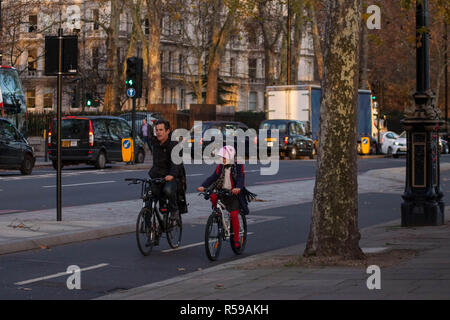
[180,89,185,109]
[289,122,298,135]
[179,54,184,73]
[93,119,108,138]
[0,120,20,141]
[29,15,38,33]
[296,122,306,135]
[248,58,257,79]
[28,49,37,71]
[249,91,257,111]
[144,19,149,35]
[92,47,99,68]
[170,88,176,104]
[160,51,165,72]
[93,9,99,30]
[43,93,53,109]
[168,52,173,72]
[108,120,122,141]
[26,90,36,109]
[230,57,236,76]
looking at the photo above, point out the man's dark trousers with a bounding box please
[151,180,178,213]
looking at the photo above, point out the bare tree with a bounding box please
[205,0,239,105]
[304,0,364,260]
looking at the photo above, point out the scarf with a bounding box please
[214,164,233,190]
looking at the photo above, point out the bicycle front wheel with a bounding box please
[166,211,182,249]
[230,212,247,255]
[136,208,156,256]
[205,214,223,261]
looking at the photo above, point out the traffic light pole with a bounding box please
[57,27,63,221]
[131,97,136,165]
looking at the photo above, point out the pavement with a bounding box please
[1,158,450,299]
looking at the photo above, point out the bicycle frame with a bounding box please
[129,178,169,232]
[214,198,231,239]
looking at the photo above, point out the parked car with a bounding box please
[259,119,315,160]
[186,121,254,159]
[439,136,449,154]
[48,116,146,169]
[0,117,35,175]
[119,112,165,137]
[380,131,406,158]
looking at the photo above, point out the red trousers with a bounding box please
[210,193,240,244]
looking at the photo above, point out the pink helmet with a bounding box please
[217,145,236,160]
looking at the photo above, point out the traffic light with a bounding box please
[85,93,93,107]
[126,57,143,98]
[371,95,376,100]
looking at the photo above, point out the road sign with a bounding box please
[361,137,370,154]
[122,138,134,162]
[127,88,136,98]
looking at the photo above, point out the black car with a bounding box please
[48,116,146,169]
[0,117,35,175]
[186,121,255,159]
[259,119,315,159]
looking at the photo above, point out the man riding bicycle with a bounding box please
[149,119,186,224]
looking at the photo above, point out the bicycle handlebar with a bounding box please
[199,188,233,200]
[125,177,165,185]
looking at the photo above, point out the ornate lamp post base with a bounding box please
[401,92,445,227]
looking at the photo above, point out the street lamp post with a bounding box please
[401,0,445,226]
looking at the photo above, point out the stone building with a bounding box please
[2,0,315,114]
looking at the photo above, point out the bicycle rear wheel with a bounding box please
[136,208,156,256]
[166,211,182,249]
[205,214,223,261]
[230,212,247,255]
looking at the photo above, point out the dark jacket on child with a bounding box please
[201,164,256,215]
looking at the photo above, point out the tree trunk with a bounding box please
[147,0,162,104]
[359,12,369,89]
[205,0,236,105]
[304,0,364,260]
[291,3,305,84]
[103,0,120,113]
[307,1,323,80]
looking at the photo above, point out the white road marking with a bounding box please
[42,181,116,188]
[15,263,109,286]
[186,173,204,177]
[161,232,255,253]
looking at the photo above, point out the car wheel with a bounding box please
[289,147,297,160]
[136,149,145,163]
[309,146,316,159]
[387,147,393,157]
[95,151,106,169]
[52,160,64,170]
[20,154,34,175]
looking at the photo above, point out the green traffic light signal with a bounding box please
[371,96,376,100]
[86,100,92,107]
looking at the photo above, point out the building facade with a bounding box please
[2,0,315,114]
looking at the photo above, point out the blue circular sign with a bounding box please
[123,140,131,149]
[127,88,136,98]
[362,138,369,144]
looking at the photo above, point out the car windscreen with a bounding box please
[260,122,287,134]
[53,119,89,139]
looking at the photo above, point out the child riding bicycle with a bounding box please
[197,145,255,249]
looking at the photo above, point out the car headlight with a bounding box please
[394,142,399,146]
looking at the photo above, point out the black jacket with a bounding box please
[201,164,256,215]
[148,133,183,179]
